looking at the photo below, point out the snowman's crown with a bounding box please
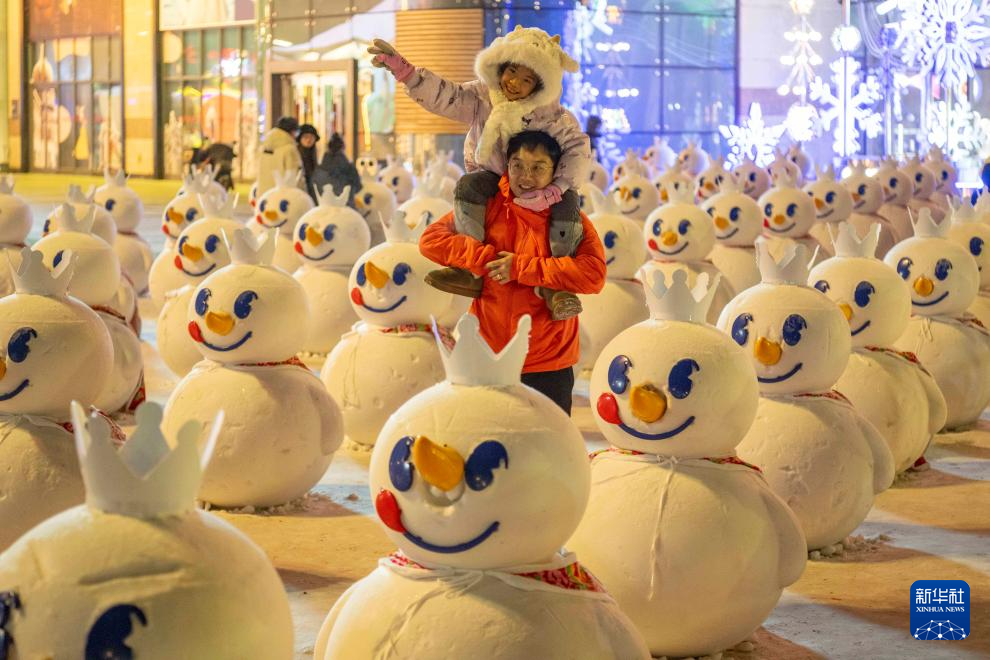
[317,185,350,208]
[847,160,868,178]
[71,401,222,518]
[272,169,302,189]
[620,149,651,178]
[66,184,96,205]
[910,207,950,238]
[52,203,96,235]
[587,186,621,215]
[0,174,14,195]
[757,237,817,284]
[434,313,531,387]
[717,171,742,193]
[12,247,74,296]
[949,197,978,225]
[828,221,880,259]
[414,168,447,199]
[643,268,720,323]
[975,192,990,217]
[104,169,127,188]
[186,168,217,195]
[224,227,277,265]
[381,209,425,244]
[927,145,946,163]
[665,182,696,205]
[877,157,899,173]
[199,191,237,219]
[814,164,837,182]
[770,169,797,188]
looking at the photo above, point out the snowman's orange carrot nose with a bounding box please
[411,435,464,492]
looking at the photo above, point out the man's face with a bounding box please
[508,145,556,199]
[300,134,316,148]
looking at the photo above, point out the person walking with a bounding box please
[297,124,321,202]
[257,115,303,197]
[313,133,362,208]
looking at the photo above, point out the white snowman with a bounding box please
[577,188,648,372]
[611,148,646,184]
[767,148,803,186]
[34,206,144,416]
[876,157,916,244]
[903,156,946,222]
[320,214,453,448]
[0,402,294,658]
[163,228,342,507]
[355,154,381,179]
[758,171,822,256]
[588,151,610,192]
[314,314,649,660]
[652,163,694,206]
[570,270,806,658]
[718,239,894,552]
[397,171,453,229]
[947,198,990,328]
[886,208,990,430]
[804,164,854,257]
[923,146,958,212]
[0,249,113,550]
[181,163,228,200]
[810,223,947,474]
[611,156,659,222]
[352,177,396,245]
[0,175,32,297]
[694,156,727,202]
[44,184,117,246]
[643,136,677,177]
[434,148,464,181]
[733,157,772,200]
[378,155,416,204]
[642,186,735,322]
[156,200,244,378]
[702,172,764,293]
[255,170,315,272]
[293,186,371,358]
[841,162,899,260]
[787,143,813,182]
[248,181,259,209]
[93,170,153,296]
[676,140,710,176]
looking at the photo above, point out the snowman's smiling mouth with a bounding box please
[717,227,740,240]
[188,322,253,352]
[622,204,640,215]
[0,378,30,401]
[851,320,871,336]
[177,260,216,277]
[376,489,500,553]
[606,255,616,265]
[297,246,335,262]
[261,217,288,228]
[657,242,689,256]
[853,200,866,209]
[817,209,834,219]
[597,393,695,440]
[758,362,803,383]
[913,291,949,307]
[766,222,796,234]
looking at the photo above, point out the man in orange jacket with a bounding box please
[420,131,607,414]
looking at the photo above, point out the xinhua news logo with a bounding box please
[910,580,970,641]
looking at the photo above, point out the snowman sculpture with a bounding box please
[842,162,898,258]
[570,270,807,658]
[314,314,649,660]
[767,148,804,186]
[903,156,946,222]
[652,162,694,207]
[886,208,990,430]
[156,197,244,378]
[180,163,228,200]
[352,175,396,245]
[44,184,117,246]
[759,171,822,257]
[676,140,709,176]
[93,169,153,296]
[397,170,453,230]
[787,143,813,182]
[0,249,114,550]
[703,172,764,293]
[356,154,381,180]
[733,156,772,200]
[588,152,610,192]
[643,136,677,177]
[947,198,990,328]
[924,146,958,212]
[163,229,341,506]
[0,402,294,658]
[810,223,947,474]
[434,148,464,181]
[149,170,216,308]
[577,188,648,371]
[34,205,144,416]
[718,239,894,552]
[876,157,916,244]
[255,170,315,272]
[294,186,372,359]
[611,155,659,222]
[0,175,32,297]
[611,148,644,184]
[804,165,854,257]
[378,155,416,204]
[642,185,734,322]
[321,214,452,448]
[694,156,727,202]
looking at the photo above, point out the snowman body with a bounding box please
[611,173,659,222]
[149,187,211,308]
[948,214,990,328]
[569,273,806,658]
[588,159,609,192]
[925,152,958,212]
[398,191,452,230]
[694,157,727,202]
[843,168,899,256]
[94,173,152,295]
[676,142,709,176]
[255,173,315,272]
[702,179,764,293]
[652,168,693,208]
[378,159,415,204]
[0,179,32,297]
[876,162,916,243]
[352,179,396,245]
[904,158,946,221]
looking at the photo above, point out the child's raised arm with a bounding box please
[369,38,487,126]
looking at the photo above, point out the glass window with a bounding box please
[204,29,221,77]
[58,82,77,170]
[663,14,735,68]
[92,35,110,81]
[56,38,75,81]
[74,37,93,81]
[74,83,93,168]
[109,36,122,81]
[183,31,201,76]
[662,68,734,132]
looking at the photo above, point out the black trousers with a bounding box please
[521,366,575,416]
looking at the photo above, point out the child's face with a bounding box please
[500,64,538,101]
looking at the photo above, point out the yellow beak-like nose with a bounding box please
[411,435,464,491]
[264,210,279,220]
[660,189,669,202]
[365,261,389,289]
[852,192,861,202]
[814,197,825,210]
[754,337,782,366]
[168,208,185,223]
[773,214,787,225]
[629,383,667,423]
[839,303,853,321]
[180,242,204,262]
[704,181,716,192]
[355,196,365,209]
[661,230,679,247]
[715,216,730,230]
[0,359,6,380]
[205,311,235,336]
[306,226,323,246]
[914,276,935,296]
[620,187,631,201]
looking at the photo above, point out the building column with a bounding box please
[122,0,156,175]
[3,0,22,171]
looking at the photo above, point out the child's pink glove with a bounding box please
[368,39,415,83]
[513,185,563,212]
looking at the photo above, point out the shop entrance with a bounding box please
[268,60,357,161]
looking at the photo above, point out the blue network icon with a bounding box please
[913,620,968,640]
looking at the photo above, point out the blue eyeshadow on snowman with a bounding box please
[255,170,316,272]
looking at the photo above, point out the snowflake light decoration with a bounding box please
[778,0,824,98]
[809,57,883,156]
[926,93,990,163]
[719,103,787,167]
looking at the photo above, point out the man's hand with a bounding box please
[485,251,515,284]
[513,185,563,212]
[367,39,415,82]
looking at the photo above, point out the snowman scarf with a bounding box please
[89,305,147,413]
[863,346,932,377]
[0,408,126,447]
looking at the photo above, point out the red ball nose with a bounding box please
[294,241,304,254]
[188,321,204,343]
[375,489,406,533]
[596,392,622,425]
[173,255,183,270]
[350,287,364,306]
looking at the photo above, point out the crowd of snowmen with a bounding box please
[0,133,986,658]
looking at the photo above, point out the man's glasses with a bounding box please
[508,161,553,178]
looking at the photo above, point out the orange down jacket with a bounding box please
[419,175,606,373]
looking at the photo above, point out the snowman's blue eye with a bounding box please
[731,313,752,346]
[388,435,414,491]
[764,203,773,216]
[608,354,632,394]
[356,263,367,286]
[935,258,952,281]
[279,199,289,213]
[259,200,267,212]
[652,220,662,236]
[185,208,198,222]
[786,203,797,217]
[970,237,984,256]
[897,257,913,279]
[298,223,308,240]
[464,440,509,491]
[782,314,807,346]
[749,172,756,182]
[667,358,699,400]
[678,219,690,235]
[392,263,411,285]
[323,224,336,241]
[854,281,875,307]
[825,191,836,203]
[52,250,64,268]
[234,291,258,319]
[391,176,399,186]
[632,188,642,199]
[915,173,923,183]
[858,184,867,195]
[43,219,51,234]
[889,178,898,188]
[195,288,211,316]
[942,171,949,181]
[705,206,715,216]
[603,230,617,248]
[86,604,148,660]
[7,327,37,363]
[204,235,219,253]
[814,279,830,293]
[364,193,373,204]
[104,199,116,211]
[729,207,741,221]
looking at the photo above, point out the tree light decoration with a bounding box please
[785,103,820,142]
[809,57,883,156]
[719,102,786,167]
[777,0,824,98]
